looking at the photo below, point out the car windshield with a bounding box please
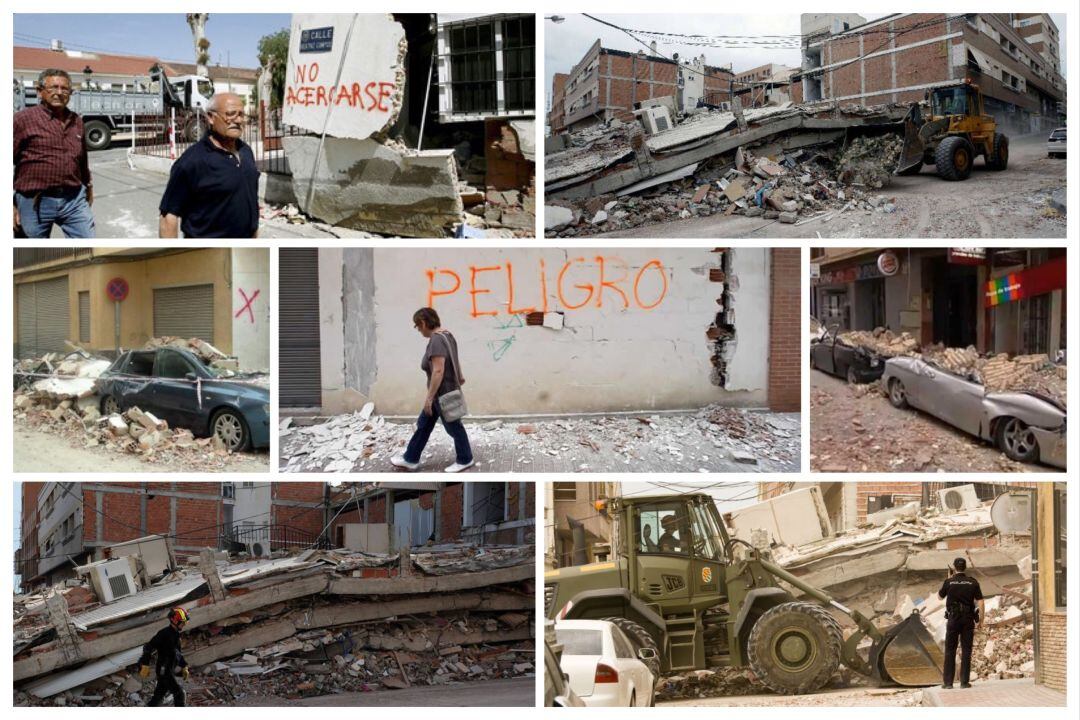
[555,628,604,656]
[1050,129,1066,139]
[124,352,155,376]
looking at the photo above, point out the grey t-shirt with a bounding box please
[421,331,461,397]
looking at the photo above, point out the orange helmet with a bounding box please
[168,607,189,628]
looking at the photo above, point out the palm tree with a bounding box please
[186,13,211,77]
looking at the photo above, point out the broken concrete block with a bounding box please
[544,205,574,231]
[722,179,747,203]
[283,135,464,237]
[591,209,608,224]
[691,185,710,203]
[107,415,128,435]
[138,431,163,450]
[744,206,763,217]
[778,211,797,224]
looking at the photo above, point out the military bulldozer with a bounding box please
[545,493,944,695]
[896,79,1009,181]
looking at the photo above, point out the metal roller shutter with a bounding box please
[279,249,322,408]
[153,284,214,342]
[78,291,90,343]
[16,276,70,358]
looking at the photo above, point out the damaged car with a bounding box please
[96,347,270,451]
[810,324,885,384]
[882,356,1065,468]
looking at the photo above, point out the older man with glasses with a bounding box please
[159,92,260,238]
[13,68,95,238]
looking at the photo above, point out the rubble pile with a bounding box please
[545,101,917,237]
[834,134,904,189]
[13,340,268,470]
[655,667,759,701]
[14,544,534,706]
[281,403,800,473]
[833,330,1067,407]
[758,495,1036,683]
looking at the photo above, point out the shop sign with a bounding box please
[877,251,900,276]
[948,248,986,265]
[985,256,1066,307]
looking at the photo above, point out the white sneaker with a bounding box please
[390,455,420,471]
[444,460,475,473]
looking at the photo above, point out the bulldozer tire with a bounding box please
[934,136,974,181]
[986,133,1009,171]
[747,602,842,695]
[896,161,923,176]
[601,617,662,677]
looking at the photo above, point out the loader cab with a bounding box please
[626,495,730,614]
[929,84,981,119]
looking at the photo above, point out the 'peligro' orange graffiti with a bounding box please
[425,256,668,317]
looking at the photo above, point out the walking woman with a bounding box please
[391,307,475,472]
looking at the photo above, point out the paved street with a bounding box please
[281,408,801,474]
[809,369,1059,473]
[39,143,349,238]
[602,134,1064,239]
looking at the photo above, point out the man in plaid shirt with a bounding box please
[13,69,95,238]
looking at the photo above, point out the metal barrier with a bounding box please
[220,523,330,553]
[130,103,301,176]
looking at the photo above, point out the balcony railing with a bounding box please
[219,523,331,553]
[14,248,93,270]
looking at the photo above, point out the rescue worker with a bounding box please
[937,557,984,689]
[138,607,190,706]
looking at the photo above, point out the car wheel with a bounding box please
[101,395,121,416]
[846,365,858,385]
[888,379,908,409]
[996,417,1040,464]
[629,690,636,708]
[212,408,250,452]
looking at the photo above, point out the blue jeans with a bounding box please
[404,397,473,465]
[15,186,95,238]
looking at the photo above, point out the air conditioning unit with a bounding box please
[87,558,138,603]
[938,484,981,512]
[638,105,672,135]
[246,541,270,558]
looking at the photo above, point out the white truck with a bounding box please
[13,67,214,150]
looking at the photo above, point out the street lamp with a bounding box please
[545,16,566,24]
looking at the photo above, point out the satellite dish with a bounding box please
[991,492,1032,534]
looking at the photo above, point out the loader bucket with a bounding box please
[895,105,926,174]
[870,611,945,687]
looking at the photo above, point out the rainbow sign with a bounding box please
[985,274,1021,306]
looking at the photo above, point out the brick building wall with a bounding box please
[767,248,801,412]
[1037,610,1066,691]
[81,483,224,554]
[270,483,326,538]
[440,483,465,541]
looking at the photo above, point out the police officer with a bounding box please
[937,558,984,689]
[138,607,190,706]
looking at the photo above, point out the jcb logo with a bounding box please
[701,567,713,584]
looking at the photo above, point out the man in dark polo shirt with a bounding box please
[159,92,259,238]
[13,69,95,238]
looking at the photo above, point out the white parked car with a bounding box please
[1046,127,1067,158]
[555,619,657,707]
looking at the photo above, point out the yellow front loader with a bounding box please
[897,79,1009,181]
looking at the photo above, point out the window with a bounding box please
[156,350,196,379]
[449,21,496,114]
[555,628,603,656]
[635,502,689,555]
[124,352,155,376]
[502,15,535,113]
[688,501,725,561]
[611,627,635,659]
[78,291,90,343]
[553,483,577,502]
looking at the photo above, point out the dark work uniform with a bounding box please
[139,625,188,706]
[938,572,983,686]
[159,134,260,238]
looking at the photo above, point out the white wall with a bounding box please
[229,248,270,371]
[363,247,771,415]
[232,482,272,530]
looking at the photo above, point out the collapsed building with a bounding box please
[14,541,534,706]
[544,100,915,237]
[272,13,535,238]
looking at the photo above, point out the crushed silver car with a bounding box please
[882,356,1066,469]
